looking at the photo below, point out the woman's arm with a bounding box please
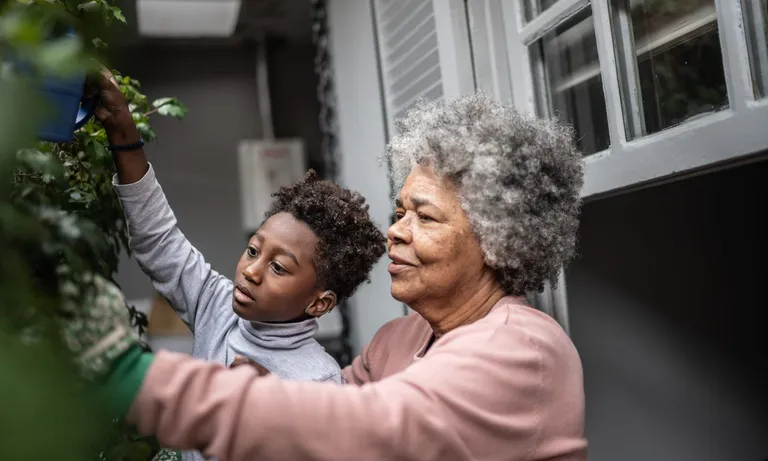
[110,313,586,461]
[64,257,586,461]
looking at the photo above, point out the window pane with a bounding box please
[529,7,610,155]
[611,0,729,138]
[522,0,559,22]
[742,0,768,97]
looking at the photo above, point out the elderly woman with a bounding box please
[66,93,587,461]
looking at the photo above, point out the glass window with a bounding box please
[523,0,559,22]
[610,0,729,138]
[529,7,610,155]
[742,0,768,97]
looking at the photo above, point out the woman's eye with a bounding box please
[417,213,433,222]
[246,246,258,257]
[395,211,405,220]
[270,262,286,275]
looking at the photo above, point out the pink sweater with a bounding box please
[128,297,587,461]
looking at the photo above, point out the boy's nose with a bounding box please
[242,261,263,284]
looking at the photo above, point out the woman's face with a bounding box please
[387,165,488,305]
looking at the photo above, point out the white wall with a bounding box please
[328,0,404,353]
[567,159,768,461]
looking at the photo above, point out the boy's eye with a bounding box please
[246,246,258,257]
[270,262,287,275]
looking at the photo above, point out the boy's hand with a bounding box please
[230,356,271,377]
[94,68,129,127]
[85,64,138,144]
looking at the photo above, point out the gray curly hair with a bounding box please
[384,93,583,296]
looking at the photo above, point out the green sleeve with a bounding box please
[98,344,155,417]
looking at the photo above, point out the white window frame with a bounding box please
[469,0,768,332]
[373,0,476,137]
[372,0,475,317]
[467,0,515,103]
[497,0,768,199]
[466,1,571,332]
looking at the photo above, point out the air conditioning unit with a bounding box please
[237,138,306,232]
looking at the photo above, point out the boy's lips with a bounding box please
[234,284,255,304]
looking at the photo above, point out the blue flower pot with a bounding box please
[37,70,97,143]
[12,27,99,143]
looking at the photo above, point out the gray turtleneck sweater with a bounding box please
[114,166,343,461]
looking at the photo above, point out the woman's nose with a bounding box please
[387,215,412,244]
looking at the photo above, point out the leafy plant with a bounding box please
[0,1,187,460]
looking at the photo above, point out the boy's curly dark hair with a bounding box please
[263,170,386,302]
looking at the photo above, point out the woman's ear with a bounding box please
[305,290,337,317]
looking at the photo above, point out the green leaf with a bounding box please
[153,98,189,120]
[0,11,44,45]
[158,103,188,119]
[36,35,85,76]
[111,6,126,23]
[92,37,107,49]
[16,148,63,177]
[77,1,100,13]
[151,97,174,108]
[136,122,156,142]
[0,81,45,163]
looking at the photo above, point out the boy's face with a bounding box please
[232,212,333,322]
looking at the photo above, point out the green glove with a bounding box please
[152,448,182,461]
[59,273,140,380]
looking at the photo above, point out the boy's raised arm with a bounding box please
[96,67,232,332]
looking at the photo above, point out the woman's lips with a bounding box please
[388,262,414,275]
[388,253,417,275]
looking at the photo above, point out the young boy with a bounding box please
[117,167,385,461]
[114,165,385,379]
[94,69,386,461]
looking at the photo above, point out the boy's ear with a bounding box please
[305,290,338,317]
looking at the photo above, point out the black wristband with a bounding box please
[108,138,145,152]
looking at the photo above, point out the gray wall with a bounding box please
[114,44,262,302]
[328,0,405,353]
[266,38,326,176]
[567,159,768,461]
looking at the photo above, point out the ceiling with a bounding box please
[112,0,314,46]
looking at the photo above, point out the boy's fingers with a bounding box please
[230,356,270,376]
[100,67,119,88]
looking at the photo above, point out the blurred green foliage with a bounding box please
[0,1,187,460]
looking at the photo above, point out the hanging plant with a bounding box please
[0,1,187,460]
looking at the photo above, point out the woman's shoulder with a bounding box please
[443,296,580,363]
[370,311,432,348]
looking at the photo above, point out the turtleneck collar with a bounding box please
[238,316,319,350]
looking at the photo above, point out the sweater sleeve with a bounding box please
[113,165,234,333]
[127,310,587,461]
[340,348,371,385]
[342,315,407,385]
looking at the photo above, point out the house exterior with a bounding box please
[110,1,768,458]
[327,1,768,460]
